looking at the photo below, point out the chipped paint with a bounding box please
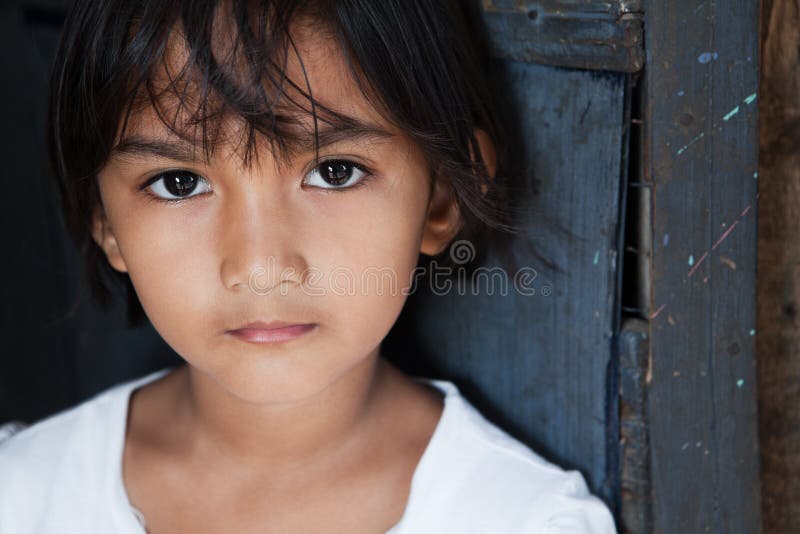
[697,52,719,63]
[677,132,704,155]
[723,105,740,121]
[687,201,753,278]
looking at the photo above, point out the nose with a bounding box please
[218,185,309,294]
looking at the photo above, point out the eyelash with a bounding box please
[137,159,376,204]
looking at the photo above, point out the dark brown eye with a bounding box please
[304,160,368,189]
[145,170,211,201]
[320,161,354,186]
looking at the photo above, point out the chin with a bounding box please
[205,350,360,406]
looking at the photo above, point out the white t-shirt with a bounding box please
[0,367,616,533]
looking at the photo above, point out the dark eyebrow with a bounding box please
[109,137,205,163]
[109,121,396,165]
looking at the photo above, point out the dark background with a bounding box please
[0,0,182,424]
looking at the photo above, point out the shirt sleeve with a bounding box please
[0,421,28,446]
[522,471,618,534]
[541,492,617,534]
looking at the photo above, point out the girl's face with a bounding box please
[92,25,462,404]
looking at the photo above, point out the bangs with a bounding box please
[114,0,375,170]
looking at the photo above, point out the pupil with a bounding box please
[165,171,197,197]
[321,161,352,186]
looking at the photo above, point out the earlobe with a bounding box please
[420,177,463,257]
[91,206,129,273]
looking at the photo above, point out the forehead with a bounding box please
[116,8,397,165]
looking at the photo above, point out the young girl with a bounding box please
[0,1,616,532]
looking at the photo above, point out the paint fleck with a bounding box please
[681,442,690,451]
[650,303,667,320]
[723,105,740,121]
[736,378,745,388]
[663,233,670,246]
[677,90,685,96]
[688,251,709,277]
[697,52,719,64]
[593,250,599,265]
[696,441,702,447]
[747,56,752,62]
[720,256,737,270]
[753,172,758,179]
[677,132,705,155]
[749,329,756,336]
[688,255,695,266]
[744,92,757,105]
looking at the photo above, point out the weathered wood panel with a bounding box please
[479,0,644,72]
[642,1,762,531]
[386,60,627,512]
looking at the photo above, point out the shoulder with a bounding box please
[0,381,120,471]
[0,384,118,529]
[0,368,172,531]
[411,379,617,533]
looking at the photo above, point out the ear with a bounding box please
[419,128,496,256]
[91,204,129,273]
[420,175,463,257]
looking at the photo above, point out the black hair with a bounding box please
[49,0,529,327]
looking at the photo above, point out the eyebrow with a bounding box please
[109,120,396,165]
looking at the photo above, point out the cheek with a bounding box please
[308,176,430,346]
[112,205,220,352]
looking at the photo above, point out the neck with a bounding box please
[175,349,389,482]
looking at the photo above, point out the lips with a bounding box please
[225,321,318,344]
[234,321,306,330]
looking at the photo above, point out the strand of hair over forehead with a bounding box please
[67,0,522,238]
[113,0,363,172]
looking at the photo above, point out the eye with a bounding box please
[303,160,370,189]
[143,170,212,201]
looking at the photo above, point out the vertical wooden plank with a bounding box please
[643,1,761,531]
[619,318,652,532]
[757,1,800,531]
